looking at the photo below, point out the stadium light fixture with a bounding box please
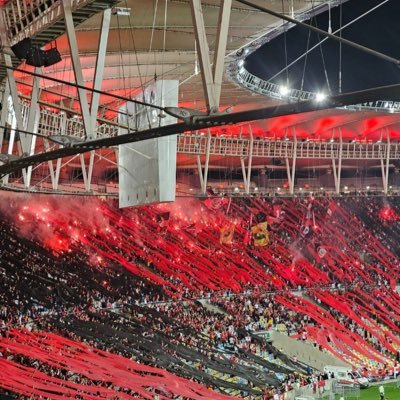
[315,92,327,102]
[279,85,290,96]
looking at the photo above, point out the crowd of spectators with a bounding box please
[0,195,399,399]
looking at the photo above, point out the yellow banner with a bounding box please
[251,222,269,246]
[220,223,235,245]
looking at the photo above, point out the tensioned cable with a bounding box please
[261,0,391,84]
[114,9,150,129]
[235,0,398,65]
[160,0,168,114]
[118,0,191,115]
[0,124,60,144]
[143,0,159,82]
[123,0,149,97]
[116,12,129,100]
[311,0,332,94]
[121,0,153,128]
[281,0,289,86]
[1,64,165,112]
[300,20,312,92]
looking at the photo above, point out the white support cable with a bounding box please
[122,0,155,128]
[264,0,391,85]
[143,0,159,80]
[328,0,332,34]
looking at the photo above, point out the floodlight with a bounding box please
[315,92,327,102]
[279,85,290,96]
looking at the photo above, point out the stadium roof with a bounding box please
[0,0,399,196]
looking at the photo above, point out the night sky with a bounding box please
[246,0,400,94]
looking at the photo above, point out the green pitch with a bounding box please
[359,383,398,400]
[331,382,399,400]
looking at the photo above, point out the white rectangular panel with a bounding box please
[118,80,178,208]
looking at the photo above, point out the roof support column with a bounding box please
[80,151,95,192]
[196,130,211,194]
[190,0,232,113]
[24,67,42,187]
[240,125,253,194]
[2,49,30,184]
[90,8,111,137]
[284,129,292,193]
[285,157,292,194]
[212,0,232,110]
[383,128,390,194]
[196,154,204,192]
[290,128,297,195]
[0,81,10,153]
[43,138,56,189]
[332,128,343,194]
[49,112,68,190]
[53,157,62,190]
[63,0,92,139]
[203,130,211,194]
